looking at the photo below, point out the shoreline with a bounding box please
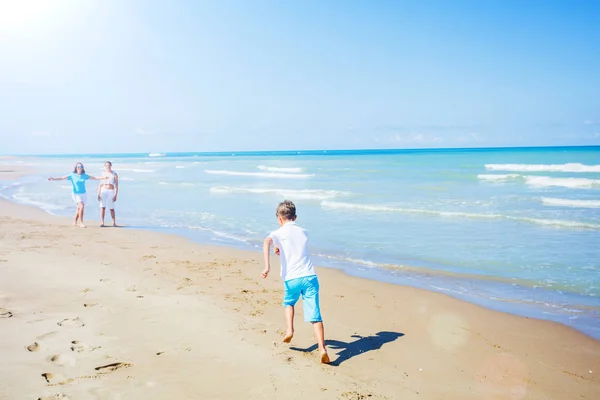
[2,164,599,340]
[1,166,600,398]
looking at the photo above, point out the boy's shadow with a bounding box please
[290,331,404,366]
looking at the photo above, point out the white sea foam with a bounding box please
[11,193,68,214]
[477,174,521,181]
[257,165,304,173]
[321,201,600,229]
[524,176,600,189]
[119,168,155,173]
[119,177,134,181]
[175,166,186,169]
[210,186,349,200]
[148,152,166,157]
[205,170,314,179]
[542,197,600,208]
[0,181,23,192]
[486,163,600,173]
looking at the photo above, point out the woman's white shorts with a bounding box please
[72,193,87,205]
[99,189,115,210]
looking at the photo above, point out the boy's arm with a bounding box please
[262,237,273,278]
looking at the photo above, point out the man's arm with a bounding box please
[113,173,119,201]
[262,237,273,278]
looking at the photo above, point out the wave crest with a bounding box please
[541,198,600,208]
[210,186,349,200]
[257,165,304,173]
[320,201,600,229]
[486,163,600,173]
[524,176,600,189]
[205,170,314,179]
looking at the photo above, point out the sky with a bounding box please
[0,0,599,155]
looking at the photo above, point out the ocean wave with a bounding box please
[542,197,600,208]
[477,174,521,181]
[257,165,304,173]
[175,166,186,169]
[524,176,600,189]
[0,181,23,193]
[486,163,600,173]
[148,152,166,157]
[210,186,350,200]
[119,168,155,173]
[320,201,600,229]
[11,193,69,213]
[205,170,314,179]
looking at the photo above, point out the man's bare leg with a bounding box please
[110,209,116,226]
[100,208,106,227]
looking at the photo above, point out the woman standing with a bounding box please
[97,161,119,227]
[48,162,103,228]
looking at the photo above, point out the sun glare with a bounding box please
[0,0,67,35]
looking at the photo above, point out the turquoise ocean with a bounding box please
[1,146,599,338]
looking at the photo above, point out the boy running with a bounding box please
[262,200,330,364]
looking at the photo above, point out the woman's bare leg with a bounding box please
[78,204,86,227]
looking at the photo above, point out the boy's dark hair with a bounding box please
[276,200,296,220]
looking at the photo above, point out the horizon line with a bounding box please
[4,144,600,157]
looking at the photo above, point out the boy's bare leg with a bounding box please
[283,306,294,343]
[312,321,330,364]
[73,208,79,226]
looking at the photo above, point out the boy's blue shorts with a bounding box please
[283,275,322,322]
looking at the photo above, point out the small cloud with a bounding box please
[584,120,599,125]
[30,131,51,137]
[456,132,483,143]
[135,127,154,135]
[392,132,444,145]
[561,132,600,140]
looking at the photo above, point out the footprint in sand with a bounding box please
[41,372,66,384]
[70,340,101,353]
[83,303,98,308]
[0,308,13,318]
[27,342,41,352]
[57,317,84,327]
[38,394,70,400]
[95,362,132,373]
[49,354,77,367]
[37,331,58,340]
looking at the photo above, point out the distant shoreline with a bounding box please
[6,144,600,158]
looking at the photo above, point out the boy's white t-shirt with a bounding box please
[268,221,316,282]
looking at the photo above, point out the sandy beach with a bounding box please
[1,167,599,400]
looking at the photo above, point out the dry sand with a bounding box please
[0,167,599,399]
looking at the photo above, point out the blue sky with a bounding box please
[0,0,599,154]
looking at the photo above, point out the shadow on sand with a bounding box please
[290,331,404,366]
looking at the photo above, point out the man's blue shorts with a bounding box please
[283,275,322,322]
